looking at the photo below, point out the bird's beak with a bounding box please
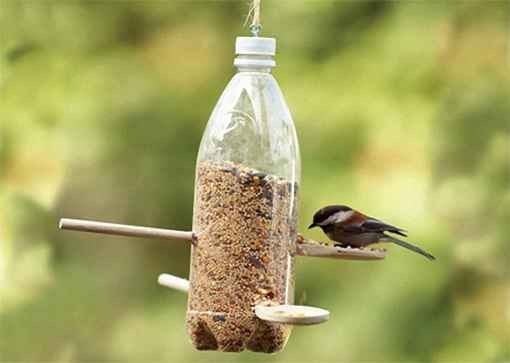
[308,223,316,229]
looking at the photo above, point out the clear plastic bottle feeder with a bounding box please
[187,37,299,353]
[58,35,386,356]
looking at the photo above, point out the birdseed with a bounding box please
[187,160,299,353]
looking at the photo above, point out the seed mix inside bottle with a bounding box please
[187,160,298,352]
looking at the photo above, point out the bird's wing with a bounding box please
[360,218,407,237]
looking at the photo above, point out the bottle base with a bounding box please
[187,311,291,353]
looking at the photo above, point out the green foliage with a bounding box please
[1,1,508,361]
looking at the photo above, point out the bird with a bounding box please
[308,205,435,261]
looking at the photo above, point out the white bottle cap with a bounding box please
[234,37,276,68]
[235,37,275,56]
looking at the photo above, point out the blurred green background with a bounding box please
[1,1,508,361]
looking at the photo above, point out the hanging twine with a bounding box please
[246,0,262,37]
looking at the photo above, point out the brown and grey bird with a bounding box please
[309,205,435,261]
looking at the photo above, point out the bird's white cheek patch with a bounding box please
[318,210,355,226]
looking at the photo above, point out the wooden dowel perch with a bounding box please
[157,273,329,325]
[59,218,195,243]
[59,218,385,260]
[158,274,190,293]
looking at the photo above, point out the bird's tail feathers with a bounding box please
[381,235,435,261]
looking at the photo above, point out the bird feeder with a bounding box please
[59,34,386,354]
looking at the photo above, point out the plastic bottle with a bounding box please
[187,36,301,353]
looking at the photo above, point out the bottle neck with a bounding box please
[234,55,275,74]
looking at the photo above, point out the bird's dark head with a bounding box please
[308,205,354,229]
